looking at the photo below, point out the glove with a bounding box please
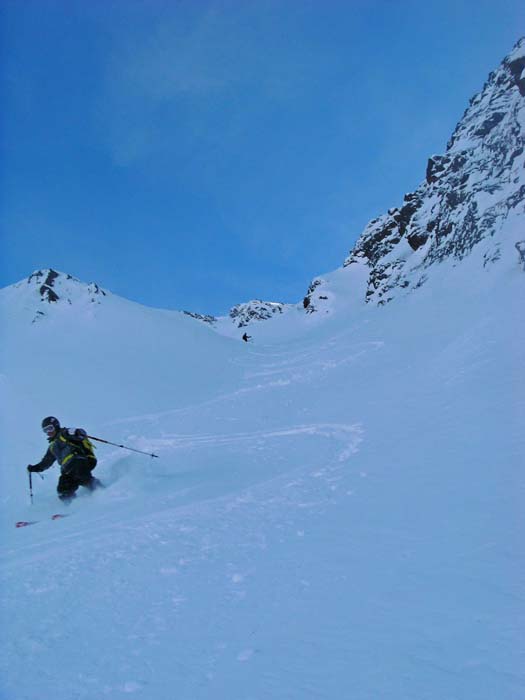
[27,464,40,473]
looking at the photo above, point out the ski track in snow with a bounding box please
[148,422,363,451]
[105,338,384,426]
[1,423,368,699]
[0,332,378,698]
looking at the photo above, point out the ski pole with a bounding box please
[27,470,44,505]
[87,435,159,458]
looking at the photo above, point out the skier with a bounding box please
[27,416,101,503]
[242,332,252,342]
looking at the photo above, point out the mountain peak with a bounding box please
[6,268,109,323]
[27,268,106,300]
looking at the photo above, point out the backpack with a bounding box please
[55,428,96,464]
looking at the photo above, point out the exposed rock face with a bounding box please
[28,269,65,303]
[183,311,217,325]
[229,300,285,328]
[330,38,525,307]
[302,279,325,313]
[516,241,525,270]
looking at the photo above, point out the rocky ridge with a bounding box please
[227,300,285,328]
[304,38,525,311]
[183,300,286,328]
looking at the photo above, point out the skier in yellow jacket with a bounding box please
[28,416,101,503]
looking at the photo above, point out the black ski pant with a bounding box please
[57,456,97,496]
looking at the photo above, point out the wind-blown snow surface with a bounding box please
[1,250,524,699]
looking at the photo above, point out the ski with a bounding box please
[15,513,69,528]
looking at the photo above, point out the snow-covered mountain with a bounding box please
[0,40,524,700]
[299,38,525,313]
[4,268,109,324]
[184,300,287,335]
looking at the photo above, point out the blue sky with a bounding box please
[1,0,523,315]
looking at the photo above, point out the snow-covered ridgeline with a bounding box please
[303,38,525,312]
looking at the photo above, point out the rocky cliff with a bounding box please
[304,38,525,311]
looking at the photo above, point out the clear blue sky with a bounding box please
[1,0,523,315]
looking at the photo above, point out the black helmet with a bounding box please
[42,416,60,435]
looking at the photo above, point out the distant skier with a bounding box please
[27,416,101,503]
[242,332,252,342]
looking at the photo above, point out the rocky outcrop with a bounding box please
[330,38,525,306]
[229,300,285,328]
[18,269,108,323]
[516,241,525,270]
[302,279,324,313]
[183,310,217,325]
[28,269,64,303]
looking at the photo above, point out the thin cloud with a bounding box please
[97,2,326,165]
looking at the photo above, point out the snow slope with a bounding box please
[0,242,523,700]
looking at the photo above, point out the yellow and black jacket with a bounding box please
[33,428,96,473]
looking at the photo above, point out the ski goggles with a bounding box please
[43,424,57,435]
